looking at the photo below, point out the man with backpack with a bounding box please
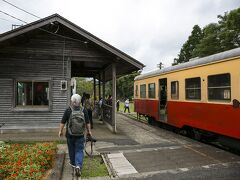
[58,94,92,177]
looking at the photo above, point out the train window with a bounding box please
[135,85,138,96]
[140,84,146,98]
[171,81,179,99]
[185,77,201,100]
[148,83,155,98]
[208,73,231,101]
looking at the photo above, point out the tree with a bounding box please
[76,77,93,96]
[193,23,222,57]
[117,71,141,100]
[105,71,141,100]
[218,8,240,51]
[174,25,203,64]
[173,7,240,63]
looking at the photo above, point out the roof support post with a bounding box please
[67,57,71,105]
[98,73,101,100]
[102,71,105,101]
[93,76,96,104]
[112,63,117,133]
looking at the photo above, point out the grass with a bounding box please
[82,156,108,178]
[118,102,148,123]
[118,101,134,113]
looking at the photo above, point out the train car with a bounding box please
[134,47,240,146]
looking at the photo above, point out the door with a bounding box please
[159,78,167,122]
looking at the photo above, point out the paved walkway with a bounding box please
[60,115,136,179]
[60,113,190,179]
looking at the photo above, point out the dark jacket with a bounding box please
[61,106,90,137]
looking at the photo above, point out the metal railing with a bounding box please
[102,104,114,126]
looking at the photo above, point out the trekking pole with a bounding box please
[84,134,97,176]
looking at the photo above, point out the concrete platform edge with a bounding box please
[50,145,66,180]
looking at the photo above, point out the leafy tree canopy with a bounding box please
[76,71,141,101]
[173,25,202,64]
[174,7,240,65]
[105,71,141,100]
[76,77,93,96]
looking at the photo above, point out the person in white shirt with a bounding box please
[124,99,130,113]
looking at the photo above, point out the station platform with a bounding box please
[1,113,240,179]
[61,113,240,179]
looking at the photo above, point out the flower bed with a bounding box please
[0,142,57,180]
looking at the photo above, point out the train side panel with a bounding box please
[134,99,159,120]
[167,101,240,139]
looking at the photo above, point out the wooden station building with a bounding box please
[0,14,144,132]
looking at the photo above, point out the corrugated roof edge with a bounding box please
[135,47,240,81]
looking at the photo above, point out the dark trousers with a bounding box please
[87,109,93,128]
[124,106,130,113]
[67,136,85,167]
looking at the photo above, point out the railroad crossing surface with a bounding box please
[91,113,240,180]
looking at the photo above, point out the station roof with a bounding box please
[0,14,144,81]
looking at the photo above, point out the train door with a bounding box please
[159,78,167,122]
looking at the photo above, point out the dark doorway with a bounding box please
[159,78,167,122]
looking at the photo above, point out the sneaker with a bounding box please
[75,166,81,177]
[69,162,75,168]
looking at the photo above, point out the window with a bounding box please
[208,73,231,101]
[140,84,146,98]
[148,83,155,98]
[185,77,201,100]
[171,81,179,99]
[135,85,138,96]
[16,81,49,107]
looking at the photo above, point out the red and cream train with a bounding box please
[134,48,240,148]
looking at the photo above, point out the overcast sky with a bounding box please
[0,0,239,73]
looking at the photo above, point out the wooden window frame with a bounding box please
[13,78,52,112]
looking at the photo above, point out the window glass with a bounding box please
[17,81,49,106]
[17,82,32,106]
[185,77,201,100]
[148,83,155,98]
[135,85,138,96]
[208,73,231,101]
[171,81,179,99]
[140,84,146,98]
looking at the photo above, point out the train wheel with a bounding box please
[192,128,202,141]
[186,128,202,141]
[148,117,154,125]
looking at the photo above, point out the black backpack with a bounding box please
[67,107,86,136]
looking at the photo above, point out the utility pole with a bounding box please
[157,62,164,69]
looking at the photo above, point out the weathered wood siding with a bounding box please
[0,58,69,126]
[0,32,106,127]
